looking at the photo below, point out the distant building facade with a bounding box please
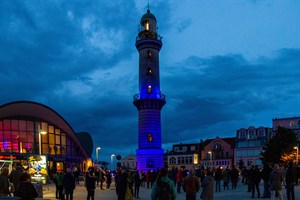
[272,117,300,140]
[167,143,200,170]
[120,154,136,170]
[201,137,235,169]
[234,126,271,167]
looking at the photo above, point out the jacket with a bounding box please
[183,174,200,195]
[15,182,38,200]
[151,176,176,200]
[0,174,10,196]
[63,172,76,191]
[85,175,96,191]
[269,169,283,191]
[285,166,297,186]
[201,176,214,200]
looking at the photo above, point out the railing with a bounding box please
[136,31,163,42]
[133,93,166,101]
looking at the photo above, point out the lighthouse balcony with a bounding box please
[133,93,166,101]
[136,31,162,41]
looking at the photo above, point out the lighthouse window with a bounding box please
[147,50,152,57]
[145,21,149,31]
[147,67,152,75]
[147,85,152,93]
[147,134,153,142]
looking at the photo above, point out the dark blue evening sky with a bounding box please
[0,0,299,164]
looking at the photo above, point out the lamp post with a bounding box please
[294,145,299,166]
[111,154,115,171]
[96,147,101,164]
[38,124,47,155]
[208,151,212,167]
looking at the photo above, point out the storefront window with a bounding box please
[4,120,10,130]
[11,120,19,130]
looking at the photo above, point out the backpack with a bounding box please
[157,181,171,200]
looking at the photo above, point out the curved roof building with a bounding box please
[0,101,91,172]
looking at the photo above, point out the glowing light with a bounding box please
[145,22,149,30]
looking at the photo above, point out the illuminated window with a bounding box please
[147,134,152,142]
[147,50,152,57]
[147,67,152,75]
[147,85,152,93]
[290,120,295,127]
[145,21,149,30]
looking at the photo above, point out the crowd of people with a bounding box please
[0,164,38,199]
[114,161,298,200]
[0,161,299,200]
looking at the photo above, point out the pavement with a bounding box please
[41,181,300,200]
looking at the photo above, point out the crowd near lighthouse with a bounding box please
[133,8,166,172]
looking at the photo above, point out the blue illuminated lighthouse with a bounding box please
[133,9,166,172]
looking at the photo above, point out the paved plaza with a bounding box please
[41,181,300,200]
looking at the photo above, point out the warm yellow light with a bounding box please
[145,22,149,30]
[193,155,198,164]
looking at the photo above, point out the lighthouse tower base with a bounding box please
[136,148,164,172]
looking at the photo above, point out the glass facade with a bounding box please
[0,119,83,158]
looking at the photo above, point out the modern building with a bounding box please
[167,143,200,170]
[0,101,92,174]
[201,137,235,169]
[234,126,271,167]
[133,9,166,172]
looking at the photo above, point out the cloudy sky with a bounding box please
[1,0,299,163]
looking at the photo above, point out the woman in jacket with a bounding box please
[200,169,214,200]
[269,164,283,200]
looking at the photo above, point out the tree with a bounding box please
[261,126,297,164]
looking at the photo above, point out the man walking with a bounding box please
[63,168,76,200]
[286,161,297,200]
[183,168,200,200]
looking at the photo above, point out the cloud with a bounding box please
[0,0,299,160]
[161,49,300,142]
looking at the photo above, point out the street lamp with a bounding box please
[111,154,115,171]
[294,145,299,166]
[208,151,212,167]
[38,124,47,155]
[96,147,101,164]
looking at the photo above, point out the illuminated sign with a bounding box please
[28,155,48,184]
[0,156,16,159]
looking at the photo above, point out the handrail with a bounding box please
[133,93,166,101]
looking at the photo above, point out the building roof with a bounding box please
[141,9,156,22]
